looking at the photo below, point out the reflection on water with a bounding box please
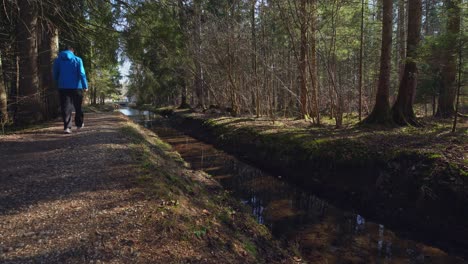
[119,108,466,264]
[119,108,156,125]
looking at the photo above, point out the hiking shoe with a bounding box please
[64,128,72,134]
[77,123,84,130]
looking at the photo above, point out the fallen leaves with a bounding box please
[293,256,303,262]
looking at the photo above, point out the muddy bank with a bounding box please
[149,108,468,256]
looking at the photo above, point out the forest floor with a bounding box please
[183,109,467,171]
[0,112,296,264]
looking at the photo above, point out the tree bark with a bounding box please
[363,0,393,125]
[90,46,97,105]
[10,55,19,120]
[391,0,421,126]
[397,0,406,82]
[179,78,190,108]
[358,0,365,121]
[193,0,205,109]
[177,0,190,109]
[451,36,462,133]
[436,0,460,118]
[16,0,42,125]
[39,22,60,120]
[251,0,260,117]
[299,0,308,118]
[308,0,320,124]
[0,51,8,124]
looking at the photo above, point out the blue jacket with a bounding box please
[53,50,88,89]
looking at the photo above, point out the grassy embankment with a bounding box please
[119,118,296,263]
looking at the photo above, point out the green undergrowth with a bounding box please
[181,112,380,171]
[119,121,294,263]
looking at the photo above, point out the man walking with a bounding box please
[53,46,88,134]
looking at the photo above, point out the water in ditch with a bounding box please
[120,108,466,264]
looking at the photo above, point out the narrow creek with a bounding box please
[120,108,466,264]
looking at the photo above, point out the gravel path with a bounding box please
[0,113,157,263]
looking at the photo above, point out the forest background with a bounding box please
[0,0,466,129]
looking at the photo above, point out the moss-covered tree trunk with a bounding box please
[363,0,393,125]
[391,0,422,126]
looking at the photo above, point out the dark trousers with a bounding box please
[59,89,84,129]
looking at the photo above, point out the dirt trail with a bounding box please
[1,112,290,264]
[0,112,292,264]
[0,113,154,263]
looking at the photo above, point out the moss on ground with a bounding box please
[173,109,466,179]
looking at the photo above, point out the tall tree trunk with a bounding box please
[363,0,393,125]
[299,0,308,118]
[226,35,239,116]
[10,54,19,121]
[90,46,97,105]
[392,0,422,126]
[424,0,438,115]
[39,22,60,120]
[308,0,320,124]
[0,51,8,124]
[451,36,462,132]
[397,0,407,82]
[452,34,463,133]
[177,0,190,109]
[179,78,190,108]
[251,0,260,117]
[194,0,204,109]
[261,1,267,117]
[328,2,343,128]
[358,0,365,121]
[436,0,460,118]
[16,0,42,125]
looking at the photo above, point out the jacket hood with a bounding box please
[59,50,75,60]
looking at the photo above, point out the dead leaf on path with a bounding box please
[202,209,210,215]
